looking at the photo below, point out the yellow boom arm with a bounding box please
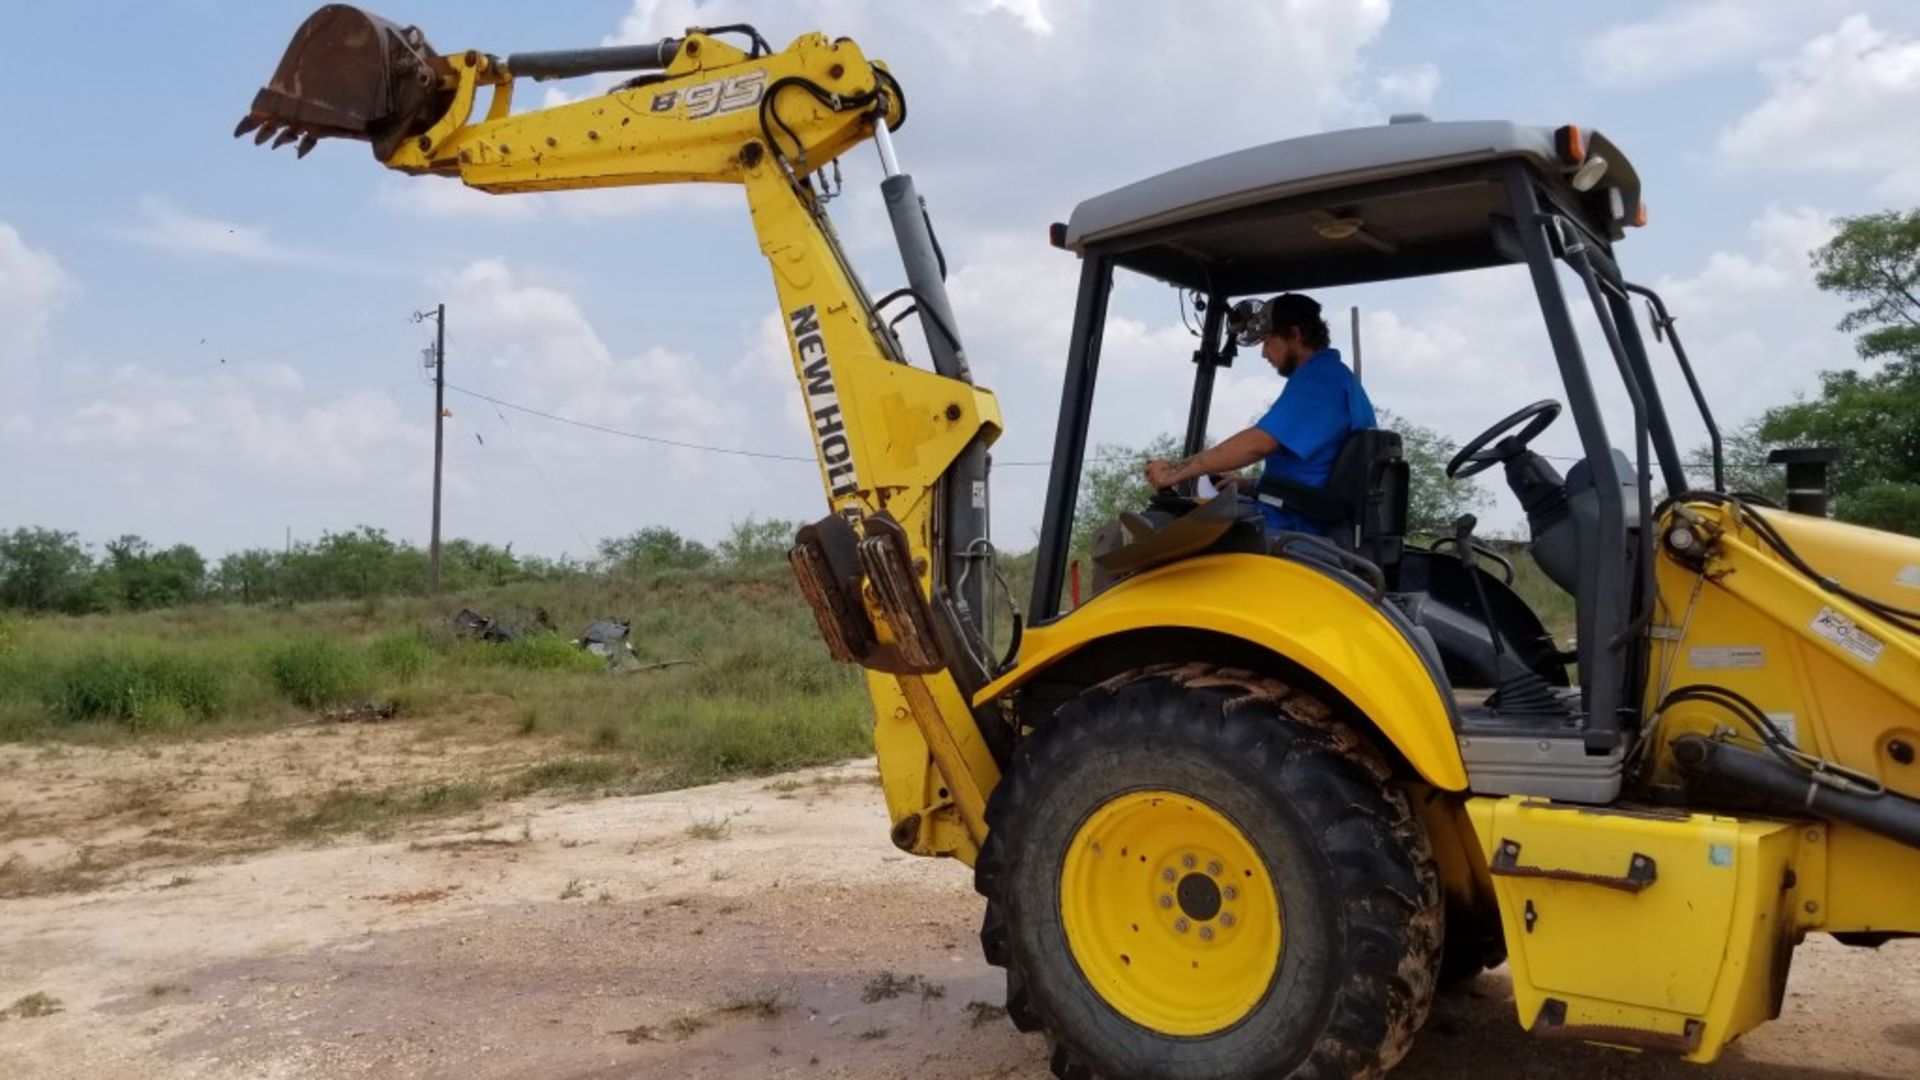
[239,10,1003,861]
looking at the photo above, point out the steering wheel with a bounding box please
[1446,400,1562,480]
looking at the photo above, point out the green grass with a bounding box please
[46,650,226,728]
[1,992,63,1020]
[480,633,604,673]
[264,639,370,708]
[0,573,879,840]
[367,630,433,680]
[1507,550,1576,641]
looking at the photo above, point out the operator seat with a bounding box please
[1257,428,1409,579]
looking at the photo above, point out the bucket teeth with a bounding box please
[233,114,264,139]
[296,133,320,159]
[253,123,281,146]
[271,128,302,150]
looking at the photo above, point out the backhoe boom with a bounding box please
[239,7,1004,862]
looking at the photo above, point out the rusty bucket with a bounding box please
[234,5,451,159]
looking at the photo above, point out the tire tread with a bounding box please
[975,663,1442,1079]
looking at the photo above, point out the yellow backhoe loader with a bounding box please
[239,9,1920,1076]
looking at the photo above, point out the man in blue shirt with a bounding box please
[1143,293,1375,535]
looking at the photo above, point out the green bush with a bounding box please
[488,633,603,673]
[49,651,227,727]
[1839,482,1920,538]
[367,630,433,680]
[265,639,370,708]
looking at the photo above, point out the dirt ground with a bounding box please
[3,735,1919,1079]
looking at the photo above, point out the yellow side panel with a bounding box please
[1466,797,1802,1062]
[976,553,1466,790]
[1762,509,1920,614]
[1821,822,1920,931]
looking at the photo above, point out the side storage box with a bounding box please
[1464,797,1805,1062]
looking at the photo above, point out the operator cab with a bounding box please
[1035,119,1708,802]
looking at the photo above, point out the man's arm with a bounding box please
[1143,426,1278,490]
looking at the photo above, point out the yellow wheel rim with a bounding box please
[1059,789,1283,1037]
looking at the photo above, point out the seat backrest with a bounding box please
[1327,428,1409,570]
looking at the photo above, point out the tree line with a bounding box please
[0,519,802,615]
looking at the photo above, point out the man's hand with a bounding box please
[1144,458,1184,490]
[1143,428,1279,492]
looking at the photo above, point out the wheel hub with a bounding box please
[1058,790,1283,1037]
[1176,872,1222,922]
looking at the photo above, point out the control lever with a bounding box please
[1453,514,1506,665]
[1452,515,1566,717]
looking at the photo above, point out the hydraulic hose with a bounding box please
[1673,734,1920,850]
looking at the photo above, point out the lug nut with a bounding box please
[1222,885,1237,901]
[1181,854,1197,870]
[1161,868,1176,883]
[1199,926,1214,941]
[1219,912,1235,928]
[1174,918,1190,933]
[1158,895,1173,910]
[1206,860,1223,876]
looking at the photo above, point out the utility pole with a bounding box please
[1350,305,1363,383]
[416,304,447,595]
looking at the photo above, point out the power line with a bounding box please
[444,381,1761,482]
[443,383,823,462]
[440,382,1101,466]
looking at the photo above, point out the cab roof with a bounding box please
[1062,118,1641,295]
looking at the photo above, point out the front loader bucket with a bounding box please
[235,4,452,160]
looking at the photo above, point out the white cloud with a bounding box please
[1720,15,1920,198]
[1374,64,1440,110]
[583,0,1412,236]
[376,178,543,222]
[977,0,1053,36]
[1651,204,1846,424]
[116,197,316,264]
[373,166,734,222]
[0,223,71,390]
[0,243,807,556]
[1585,1,1787,87]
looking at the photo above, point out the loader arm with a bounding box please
[239,8,1003,861]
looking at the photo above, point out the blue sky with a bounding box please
[5,0,1919,560]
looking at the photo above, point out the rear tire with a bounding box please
[975,663,1441,1079]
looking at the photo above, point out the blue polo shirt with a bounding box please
[1254,347,1375,534]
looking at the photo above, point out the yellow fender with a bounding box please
[978,553,1468,791]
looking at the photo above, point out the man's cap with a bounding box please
[1227,292,1322,346]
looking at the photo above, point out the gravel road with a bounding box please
[3,759,1917,1079]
